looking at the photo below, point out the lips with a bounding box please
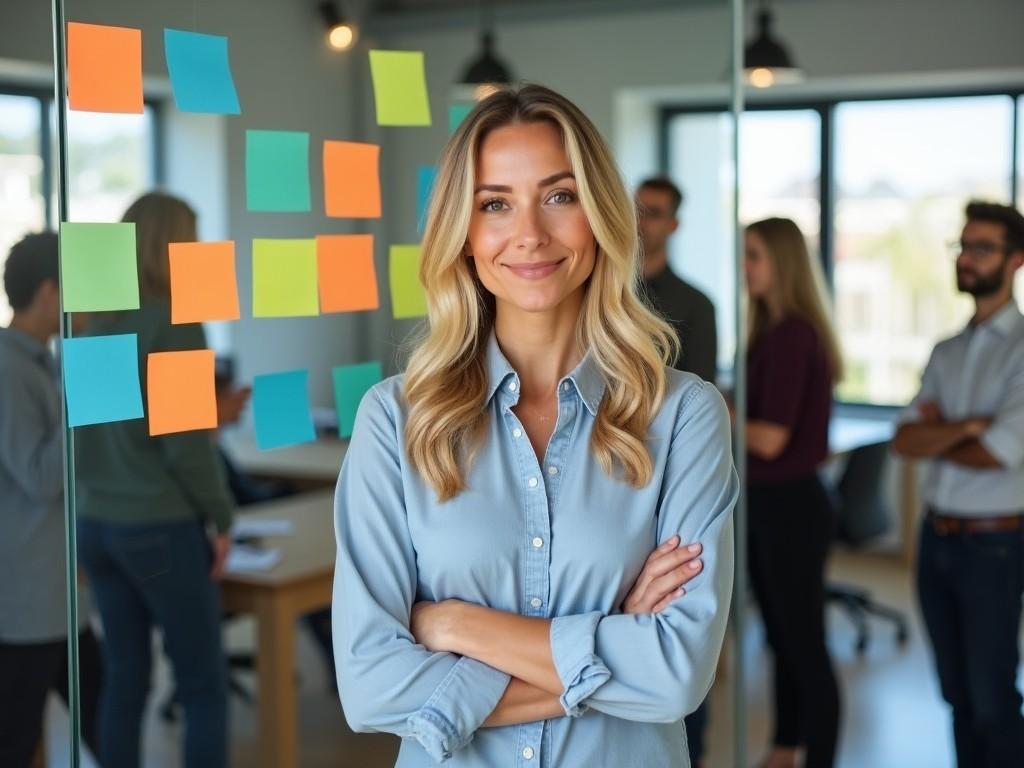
[503,258,566,280]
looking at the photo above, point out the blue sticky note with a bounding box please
[332,362,383,438]
[246,130,311,212]
[164,29,240,114]
[416,165,437,235]
[252,370,316,450]
[63,334,144,427]
[449,103,473,135]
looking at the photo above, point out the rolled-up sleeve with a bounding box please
[332,386,510,762]
[980,357,1024,469]
[550,382,737,722]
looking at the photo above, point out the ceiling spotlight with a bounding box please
[320,1,357,51]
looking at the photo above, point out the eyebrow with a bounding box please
[474,171,575,194]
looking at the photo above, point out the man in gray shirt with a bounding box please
[0,233,77,766]
[637,177,718,383]
[894,201,1024,766]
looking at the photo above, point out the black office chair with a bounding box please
[825,440,910,655]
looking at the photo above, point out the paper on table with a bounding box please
[245,130,311,212]
[168,241,240,324]
[60,222,140,312]
[368,50,431,126]
[225,544,281,573]
[252,239,319,317]
[163,28,241,114]
[67,22,143,113]
[231,518,295,539]
[388,244,427,319]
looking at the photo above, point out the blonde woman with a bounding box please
[743,218,843,768]
[76,193,233,768]
[332,84,737,767]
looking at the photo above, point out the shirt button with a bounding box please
[523,746,535,760]
[530,597,542,608]
[562,382,571,392]
[512,428,523,439]
[547,466,558,476]
[508,381,517,392]
[527,477,538,489]
[532,537,544,548]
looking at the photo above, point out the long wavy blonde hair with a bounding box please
[746,217,843,381]
[404,84,678,501]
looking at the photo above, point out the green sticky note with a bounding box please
[332,361,383,438]
[59,222,140,312]
[246,130,311,212]
[389,244,427,319]
[449,103,473,135]
[252,239,319,317]
[369,50,431,126]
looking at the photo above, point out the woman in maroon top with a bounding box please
[743,218,844,768]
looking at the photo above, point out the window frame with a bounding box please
[659,86,1024,409]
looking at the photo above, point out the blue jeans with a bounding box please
[917,517,1024,767]
[78,519,228,768]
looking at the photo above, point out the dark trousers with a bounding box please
[748,473,841,768]
[0,637,65,768]
[917,517,1024,767]
[684,697,708,763]
[78,519,228,768]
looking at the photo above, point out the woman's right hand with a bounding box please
[622,535,703,614]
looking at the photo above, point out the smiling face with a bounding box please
[465,120,597,316]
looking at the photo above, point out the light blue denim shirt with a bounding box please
[332,334,738,767]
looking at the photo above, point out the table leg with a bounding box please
[254,592,298,768]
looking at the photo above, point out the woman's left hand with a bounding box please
[411,599,461,652]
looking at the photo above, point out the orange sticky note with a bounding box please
[317,234,379,313]
[323,140,381,218]
[147,350,218,436]
[168,241,240,324]
[67,22,144,114]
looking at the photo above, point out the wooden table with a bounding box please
[220,430,348,488]
[221,489,337,768]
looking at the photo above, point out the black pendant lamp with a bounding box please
[458,0,514,100]
[744,0,803,88]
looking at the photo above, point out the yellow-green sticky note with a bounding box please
[369,50,431,127]
[389,245,426,319]
[252,239,319,317]
[60,222,140,312]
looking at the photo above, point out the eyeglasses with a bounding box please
[948,239,1011,259]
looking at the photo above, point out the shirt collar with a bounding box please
[483,331,606,416]
[970,301,1023,338]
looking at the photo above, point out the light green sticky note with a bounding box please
[59,222,140,312]
[369,50,431,127]
[252,239,319,317]
[389,244,426,319]
[448,103,473,135]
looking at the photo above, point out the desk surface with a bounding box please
[223,489,335,588]
[221,431,347,483]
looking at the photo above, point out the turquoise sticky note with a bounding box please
[246,130,310,212]
[59,222,139,312]
[416,165,437,235]
[332,362,383,438]
[449,103,473,135]
[164,29,240,114]
[252,370,315,450]
[63,334,144,427]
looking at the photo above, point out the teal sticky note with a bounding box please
[164,29,240,114]
[63,334,144,427]
[332,362,383,438]
[59,222,139,312]
[416,165,437,235]
[449,103,473,135]
[252,370,316,450]
[246,130,311,212]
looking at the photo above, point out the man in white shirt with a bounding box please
[894,201,1024,767]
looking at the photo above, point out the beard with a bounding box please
[957,262,1006,297]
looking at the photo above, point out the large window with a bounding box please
[0,88,156,326]
[664,90,1021,406]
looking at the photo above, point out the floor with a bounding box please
[44,549,1018,767]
